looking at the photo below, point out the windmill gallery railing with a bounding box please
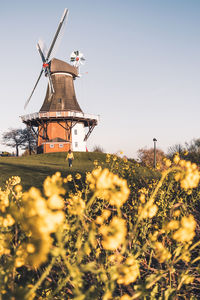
[20,111,99,142]
[20,111,99,124]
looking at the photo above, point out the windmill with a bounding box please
[70,50,86,75]
[21,8,99,154]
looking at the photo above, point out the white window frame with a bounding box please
[50,144,54,148]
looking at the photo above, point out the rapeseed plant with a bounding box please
[0,155,200,299]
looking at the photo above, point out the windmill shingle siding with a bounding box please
[40,58,82,113]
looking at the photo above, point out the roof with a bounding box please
[47,137,68,143]
[50,58,79,77]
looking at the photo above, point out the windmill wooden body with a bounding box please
[21,9,98,153]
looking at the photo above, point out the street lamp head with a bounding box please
[153,138,157,142]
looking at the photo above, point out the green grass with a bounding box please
[0,151,160,192]
[0,152,107,191]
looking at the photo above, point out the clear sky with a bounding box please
[1,0,200,158]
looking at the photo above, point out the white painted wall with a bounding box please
[72,123,87,151]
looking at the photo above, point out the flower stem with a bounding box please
[25,257,56,300]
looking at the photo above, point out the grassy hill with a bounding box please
[0,151,160,192]
[0,152,107,191]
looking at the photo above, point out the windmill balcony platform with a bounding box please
[20,111,99,127]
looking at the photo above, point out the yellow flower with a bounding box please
[14,184,23,200]
[52,211,65,226]
[182,215,196,229]
[14,184,22,193]
[138,187,148,194]
[139,204,158,219]
[166,220,179,230]
[139,193,145,203]
[102,209,111,219]
[173,155,180,164]
[165,159,171,167]
[175,160,200,190]
[108,179,129,207]
[47,194,64,210]
[6,176,21,186]
[117,256,140,285]
[173,215,196,243]
[27,243,35,253]
[173,210,181,217]
[68,195,85,215]
[0,235,10,256]
[75,173,81,180]
[181,252,191,262]
[149,231,159,241]
[0,190,9,212]
[15,257,25,268]
[67,174,73,181]
[108,253,123,264]
[26,235,52,267]
[93,160,98,166]
[106,154,111,163]
[99,217,127,250]
[96,210,111,224]
[2,214,15,227]
[154,242,171,263]
[120,295,131,300]
[96,216,104,224]
[87,168,130,207]
[18,181,65,268]
[43,172,65,197]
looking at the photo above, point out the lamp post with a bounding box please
[153,138,157,169]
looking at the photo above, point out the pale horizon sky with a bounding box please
[1,0,200,158]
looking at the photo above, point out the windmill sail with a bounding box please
[24,8,68,109]
[46,8,68,61]
[24,68,44,109]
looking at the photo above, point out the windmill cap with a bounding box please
[50,58,79,77]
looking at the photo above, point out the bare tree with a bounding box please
[20,128,37,155]
[93,145,104,153]
[167,143,184,157]
[2,128,37,156]
[2,128,25,156]
[168,139,200,164]
[185,138,200,153]
[137,147,166,170]
[184,138,200,165]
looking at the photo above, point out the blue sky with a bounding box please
[1,0,200,158]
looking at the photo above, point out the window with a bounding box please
[74,129,78,135]
[50,144,54,148]
[59,144,64,148]
[58,98,62,104]
[75,142,78,148]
